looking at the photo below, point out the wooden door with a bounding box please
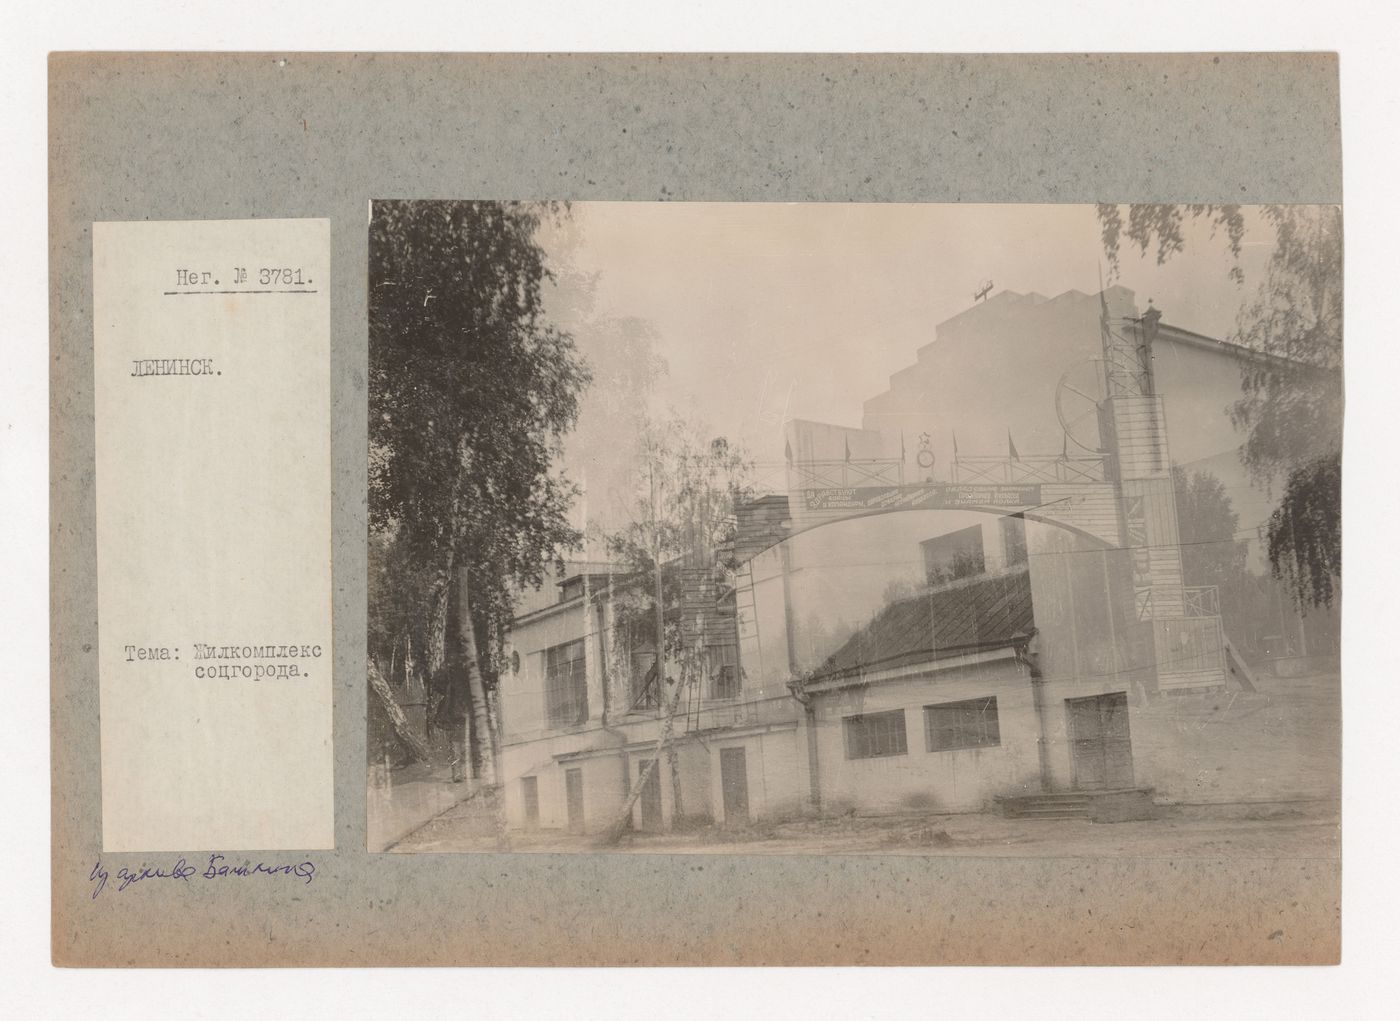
[720,746,750,825]
[521,775,539,829]
[1067,692,1134,790]
[565,768,584,834]
[637,759,663,831]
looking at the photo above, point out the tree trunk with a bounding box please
[647,455,683,827]
[427,553,454,676]
[666,720,684,825]
[598,671,687,847]
[456,565,497,786]
[368,658,432,764]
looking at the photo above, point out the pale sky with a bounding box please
[543,202,1274,469]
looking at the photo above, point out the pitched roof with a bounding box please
[810,566,1034,683]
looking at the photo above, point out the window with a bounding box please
[521,776,539,828]
[630,650,661,710]
[924,696,1001,752]
[843,709,908,759]
[544,639,588,728]
[922,525,985,585]
[709,643,740,700]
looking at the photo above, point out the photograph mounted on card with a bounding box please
[52,52,1342,967]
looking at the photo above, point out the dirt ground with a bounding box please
[391,796,1339,857]
[1133,671,1340,804]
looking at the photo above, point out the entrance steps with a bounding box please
[997,787,1157,822]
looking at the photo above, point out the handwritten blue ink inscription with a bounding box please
[89,854,316,899]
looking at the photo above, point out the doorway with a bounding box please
[565,768,584,834]
[637,759,663,831]
[720,746,750,825]
[1066,692,1135,790]
[521,775,539,829]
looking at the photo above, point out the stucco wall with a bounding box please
[808,658,1042,815]
[501,745,629,833]
[706,726,807,824]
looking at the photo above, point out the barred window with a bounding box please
[630,650,661,711]
[709,643,740,700]
[843,709,908,760]
[544,639,588,728]
[924,696,1000,752]
[922,524,986,585]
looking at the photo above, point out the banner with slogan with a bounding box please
[802,482,1043,513]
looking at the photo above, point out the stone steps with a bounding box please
[997,787,1157,822]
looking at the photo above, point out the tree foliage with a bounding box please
[556,307,668,529]
[1171,465,1248,591]
[1098,204,1343,608]
[597,414,755,826]
[368,200,592,757]
[1266,456,1342,610]
[1097,204,1248,283]
[537,213,670,532]
[604,416,756,576]
[603,415,756,663]
[1171,465,1284,655]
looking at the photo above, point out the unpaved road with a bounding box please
[392,800,1339,857]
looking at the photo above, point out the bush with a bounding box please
[898,790,941,813]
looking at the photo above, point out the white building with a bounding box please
[494,287,1334,834]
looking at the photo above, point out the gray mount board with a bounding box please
[50,52,1341,966]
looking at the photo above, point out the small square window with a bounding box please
[843,710,908,759]
[924,696,1001,752]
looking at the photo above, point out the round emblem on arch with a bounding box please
[1055,358,1108,453]
[916,431,936,472]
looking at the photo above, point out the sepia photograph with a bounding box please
[366,200,1341,858]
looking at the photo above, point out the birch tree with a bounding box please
[602,415,755,830]
[368,200,591,778]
